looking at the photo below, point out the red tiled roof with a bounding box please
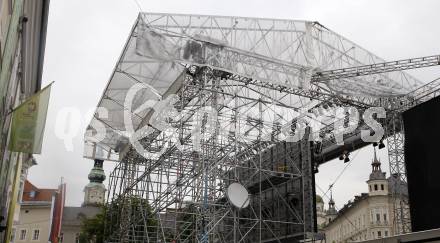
[22,180,57,202]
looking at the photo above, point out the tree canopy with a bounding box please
[79,196,159,243]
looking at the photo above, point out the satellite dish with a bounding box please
[226,183,250,209]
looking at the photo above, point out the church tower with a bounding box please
[83,159,106,206]
[325,190,338,224]
[367,148,388,196]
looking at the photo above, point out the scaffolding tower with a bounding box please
[84,13,440,242]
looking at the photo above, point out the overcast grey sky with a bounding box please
[30,0,440,207]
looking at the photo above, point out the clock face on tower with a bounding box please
[85,186,105,205]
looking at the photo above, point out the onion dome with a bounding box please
[88,159,106,183]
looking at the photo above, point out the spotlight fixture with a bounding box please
[343,151,350,163]
[313,164,319,173]
[339,150,350,163]
[378,140,385,149]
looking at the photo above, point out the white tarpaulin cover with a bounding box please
[84,13,422,161]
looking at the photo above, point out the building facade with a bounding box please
[316,195,326,229]
[12,180,65,243]
[0,0,50,241]
[323,150,409,243]
[60,206,100,243]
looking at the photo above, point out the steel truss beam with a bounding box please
[386,114,411,235]
[312,54,440,82]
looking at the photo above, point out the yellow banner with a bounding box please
[8,83,52,154]
[5,154,23,243]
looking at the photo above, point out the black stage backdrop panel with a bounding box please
[403,95,440,232]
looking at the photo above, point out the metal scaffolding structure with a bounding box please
[84,13,440,242]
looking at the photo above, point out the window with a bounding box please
[384,213,387,222]
[369,185,372,191]
[374,184,378,191]
[381,184,384,190]
[32,229,40,240]
[18,181,24,202]
[8,0,13,14]
[385,230,388,237]
[378,231,382,238]
[19,229,26,240]
[11,228,15,242]
[376,213,380,222]
[75,233,80,243]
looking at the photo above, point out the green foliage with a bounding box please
[176,203,198,242]
[78,207,106,243]
[79,196,158,243]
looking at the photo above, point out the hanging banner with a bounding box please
[8,83,52,154]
